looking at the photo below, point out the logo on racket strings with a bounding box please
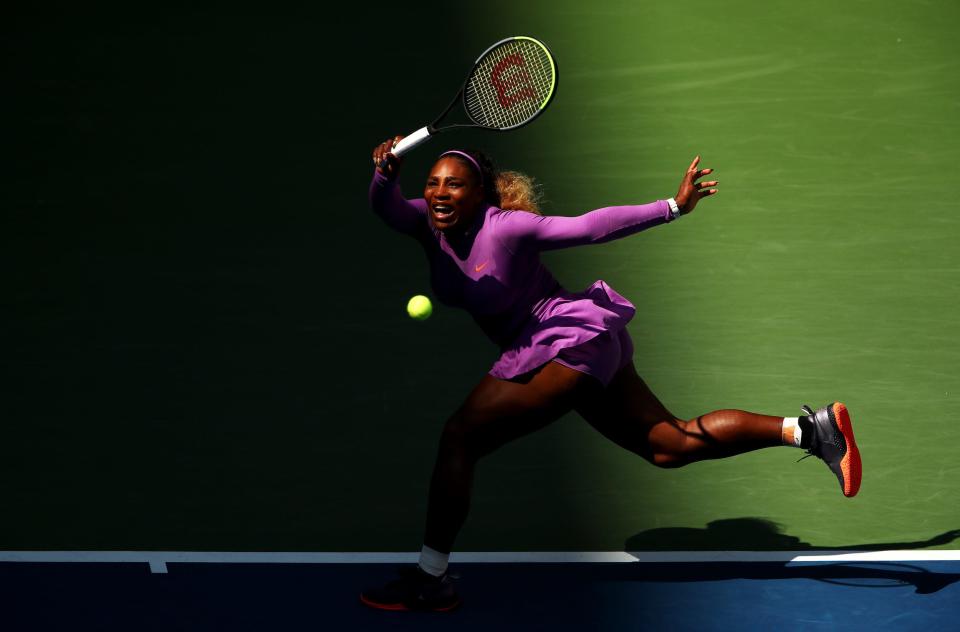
[490,54,536,109]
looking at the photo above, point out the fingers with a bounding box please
[386,135,400,157]
[373,137,395,161]
[373,137,396,173]
[687,161,716,191]
[695,173,719,196]
[373,135,405,173]
[684,154,714,184]
[372,137,388,166]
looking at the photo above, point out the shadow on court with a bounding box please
[617,518,960,596]
[592,560,960,596]
[624,517,960,552]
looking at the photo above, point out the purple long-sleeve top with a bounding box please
[369,167,674,379]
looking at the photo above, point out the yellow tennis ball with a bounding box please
[407,295,433,320]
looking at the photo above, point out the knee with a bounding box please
[646,418,694,468]
[439,414,469,449]
[438,408,488,459]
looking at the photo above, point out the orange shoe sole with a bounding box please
[359,593,462,612]
[831,402,861,497]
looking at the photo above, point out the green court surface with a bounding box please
[4,0,959,559]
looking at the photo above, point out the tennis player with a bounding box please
[360,135,862,612]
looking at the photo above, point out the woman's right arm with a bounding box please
[369,135,427,237]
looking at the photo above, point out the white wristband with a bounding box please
[667,197,681,220]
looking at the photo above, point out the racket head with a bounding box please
[461,36,558,131]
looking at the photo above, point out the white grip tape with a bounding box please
[391,126,432,158]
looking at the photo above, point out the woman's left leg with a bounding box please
[574,360,785,468]
[575,357,861,496]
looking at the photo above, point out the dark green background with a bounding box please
[4,1,958,552]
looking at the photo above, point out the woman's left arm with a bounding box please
[495,200,672,253]
[495,156,717,253]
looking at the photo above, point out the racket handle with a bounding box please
[378,126,433,169]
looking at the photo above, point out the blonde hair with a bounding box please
[496,170,543,215]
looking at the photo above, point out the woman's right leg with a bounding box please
[423,360,604,555]
[359,360,605,612]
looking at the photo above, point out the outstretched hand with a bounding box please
[674,155,718,215]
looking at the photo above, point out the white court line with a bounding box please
[1,550,959,574]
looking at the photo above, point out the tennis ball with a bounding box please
[407,294,433,320]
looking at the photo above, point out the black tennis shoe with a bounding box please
[360,564,462,612]
[799,402,861,497]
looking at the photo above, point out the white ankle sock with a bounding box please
[781,417,802,448]
[418,544,449,577]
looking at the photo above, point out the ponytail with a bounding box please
[496,170,543,215]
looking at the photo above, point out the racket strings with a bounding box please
[464,39,555,130]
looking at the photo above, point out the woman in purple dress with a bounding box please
[360,135,861,612]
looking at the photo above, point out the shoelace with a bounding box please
[796,404,817,463]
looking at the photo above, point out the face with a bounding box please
[424,157,484,234]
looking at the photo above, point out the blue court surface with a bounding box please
[2,551,958,630]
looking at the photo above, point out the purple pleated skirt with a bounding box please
[488,279,636,387]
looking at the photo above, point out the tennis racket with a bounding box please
[378,35,558,169]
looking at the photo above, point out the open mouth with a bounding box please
[432,205,455,220]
